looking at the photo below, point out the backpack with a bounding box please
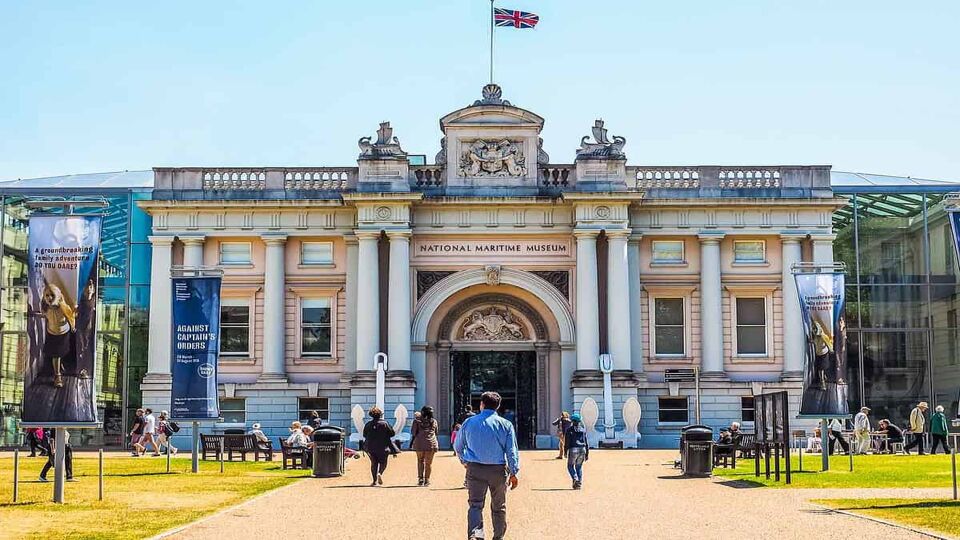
[168,421,180,433]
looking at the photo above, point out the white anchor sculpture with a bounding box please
[580,354,641,449]
[350,352,410,445]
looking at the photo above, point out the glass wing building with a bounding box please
[0,168,956,447]
[0,171,153,447]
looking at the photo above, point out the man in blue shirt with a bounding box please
[453,391,520,540]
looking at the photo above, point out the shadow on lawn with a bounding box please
[834,501,960,512]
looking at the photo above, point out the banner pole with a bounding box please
[166,439,171,473]
[952,446,957,501]
[192,422,200,474]
[219,438,225,474]
[821,418,830,472]
[12,449,19,503]
[98,449,103,501]
[53,427,66,503]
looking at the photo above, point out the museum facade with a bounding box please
[2,86,957,449]
[138,85,842,448]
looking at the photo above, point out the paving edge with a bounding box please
[148,477,310,540]
[811,502,952,540]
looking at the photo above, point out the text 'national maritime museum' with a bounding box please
[1,85,959,448]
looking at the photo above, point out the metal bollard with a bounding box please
[13,449,19,503]
[98,449,104,501]
[952,447,957,501]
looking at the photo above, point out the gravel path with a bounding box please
[165,450,942,540]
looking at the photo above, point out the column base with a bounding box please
[256,372,288,384]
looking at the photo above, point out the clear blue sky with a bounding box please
[1,1,957,181]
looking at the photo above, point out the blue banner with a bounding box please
[795,272,849,417]
[171,276,221,420]
[23,215,102,425]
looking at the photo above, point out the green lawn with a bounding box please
[0,454,309,540]
[713,452,958,488]
[816,498,960,538]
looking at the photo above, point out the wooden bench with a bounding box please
[279,437,307,470]
[200,433,273,462]
[737,434,756,459]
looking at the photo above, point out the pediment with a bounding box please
[441,106,544,130]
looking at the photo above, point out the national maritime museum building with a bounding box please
[0,86,958,448]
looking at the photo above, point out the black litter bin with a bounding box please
[312,425,346,478]
[680,425,714,477]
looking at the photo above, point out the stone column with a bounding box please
[146,236,175,379]
[606,230,632,371]
[355,230,381,371]
[574,229,600,370]
[386,230,412,372]
[699,233,725,376]
[260,234,287,381]
[781,234,805,377]
[344,235,359,373]
[627,234,644,374]
[180,236,205,268]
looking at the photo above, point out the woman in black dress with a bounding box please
[362,406,396,487]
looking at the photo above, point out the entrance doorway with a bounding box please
[451,350,538,449]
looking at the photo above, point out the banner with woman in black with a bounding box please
[795,272,849,417]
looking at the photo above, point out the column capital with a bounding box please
[385,229,413,240]
[344,233,359,246]
[148,235,176,246]
[697,232,726,243]
[810,233,837,243]
[779,233,806,244]
[628,232,643,244]
[261,233,288,245]
[605,229,631,240]
[572,228,601,240]
[355,229,382,241]
[178,235,206,246]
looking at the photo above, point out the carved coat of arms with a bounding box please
[459,139,527,177]
[459,306,527,341]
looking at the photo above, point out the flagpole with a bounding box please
[489,0,495,84]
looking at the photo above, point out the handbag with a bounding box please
[389,439,401,456]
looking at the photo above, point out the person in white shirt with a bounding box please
[249,422,271,452]
[853,406,872,454]
[828,418,850,455]
[142,408,161,456]
[805,427,822,453]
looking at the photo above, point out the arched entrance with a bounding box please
[439,294,549,449]
[412,267,576,449]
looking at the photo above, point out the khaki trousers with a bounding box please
[416,450,436,481]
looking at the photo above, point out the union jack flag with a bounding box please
[494,8,539,29]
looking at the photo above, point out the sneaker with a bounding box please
[172,448,179,455]
[53,375,63,388]
[38,476,48,482]
[574,481,582,490]
[78,369,90,379]
[376,473,383,485]
[370,481,378,487]
[417,478,424,486]
[66,477,77,482]
[424,480,430,487]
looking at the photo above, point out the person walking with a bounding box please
[142,408,161,456]
[130,408,145,456]
[564,413,589,489]
[453,391,520,540]
[26,427,47,457]
[552,411,572,459]
[827,418,850,455]
[156,411,179,455]
[904,401,929,455]
[853,407,872,455]
[362,406,396,487]
[39,429,74,482]
[930,405,952,455]
[411,405,440,486]
[458,405,476,425]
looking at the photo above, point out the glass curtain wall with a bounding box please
[835,192,960,429]
[0,191,151,447]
